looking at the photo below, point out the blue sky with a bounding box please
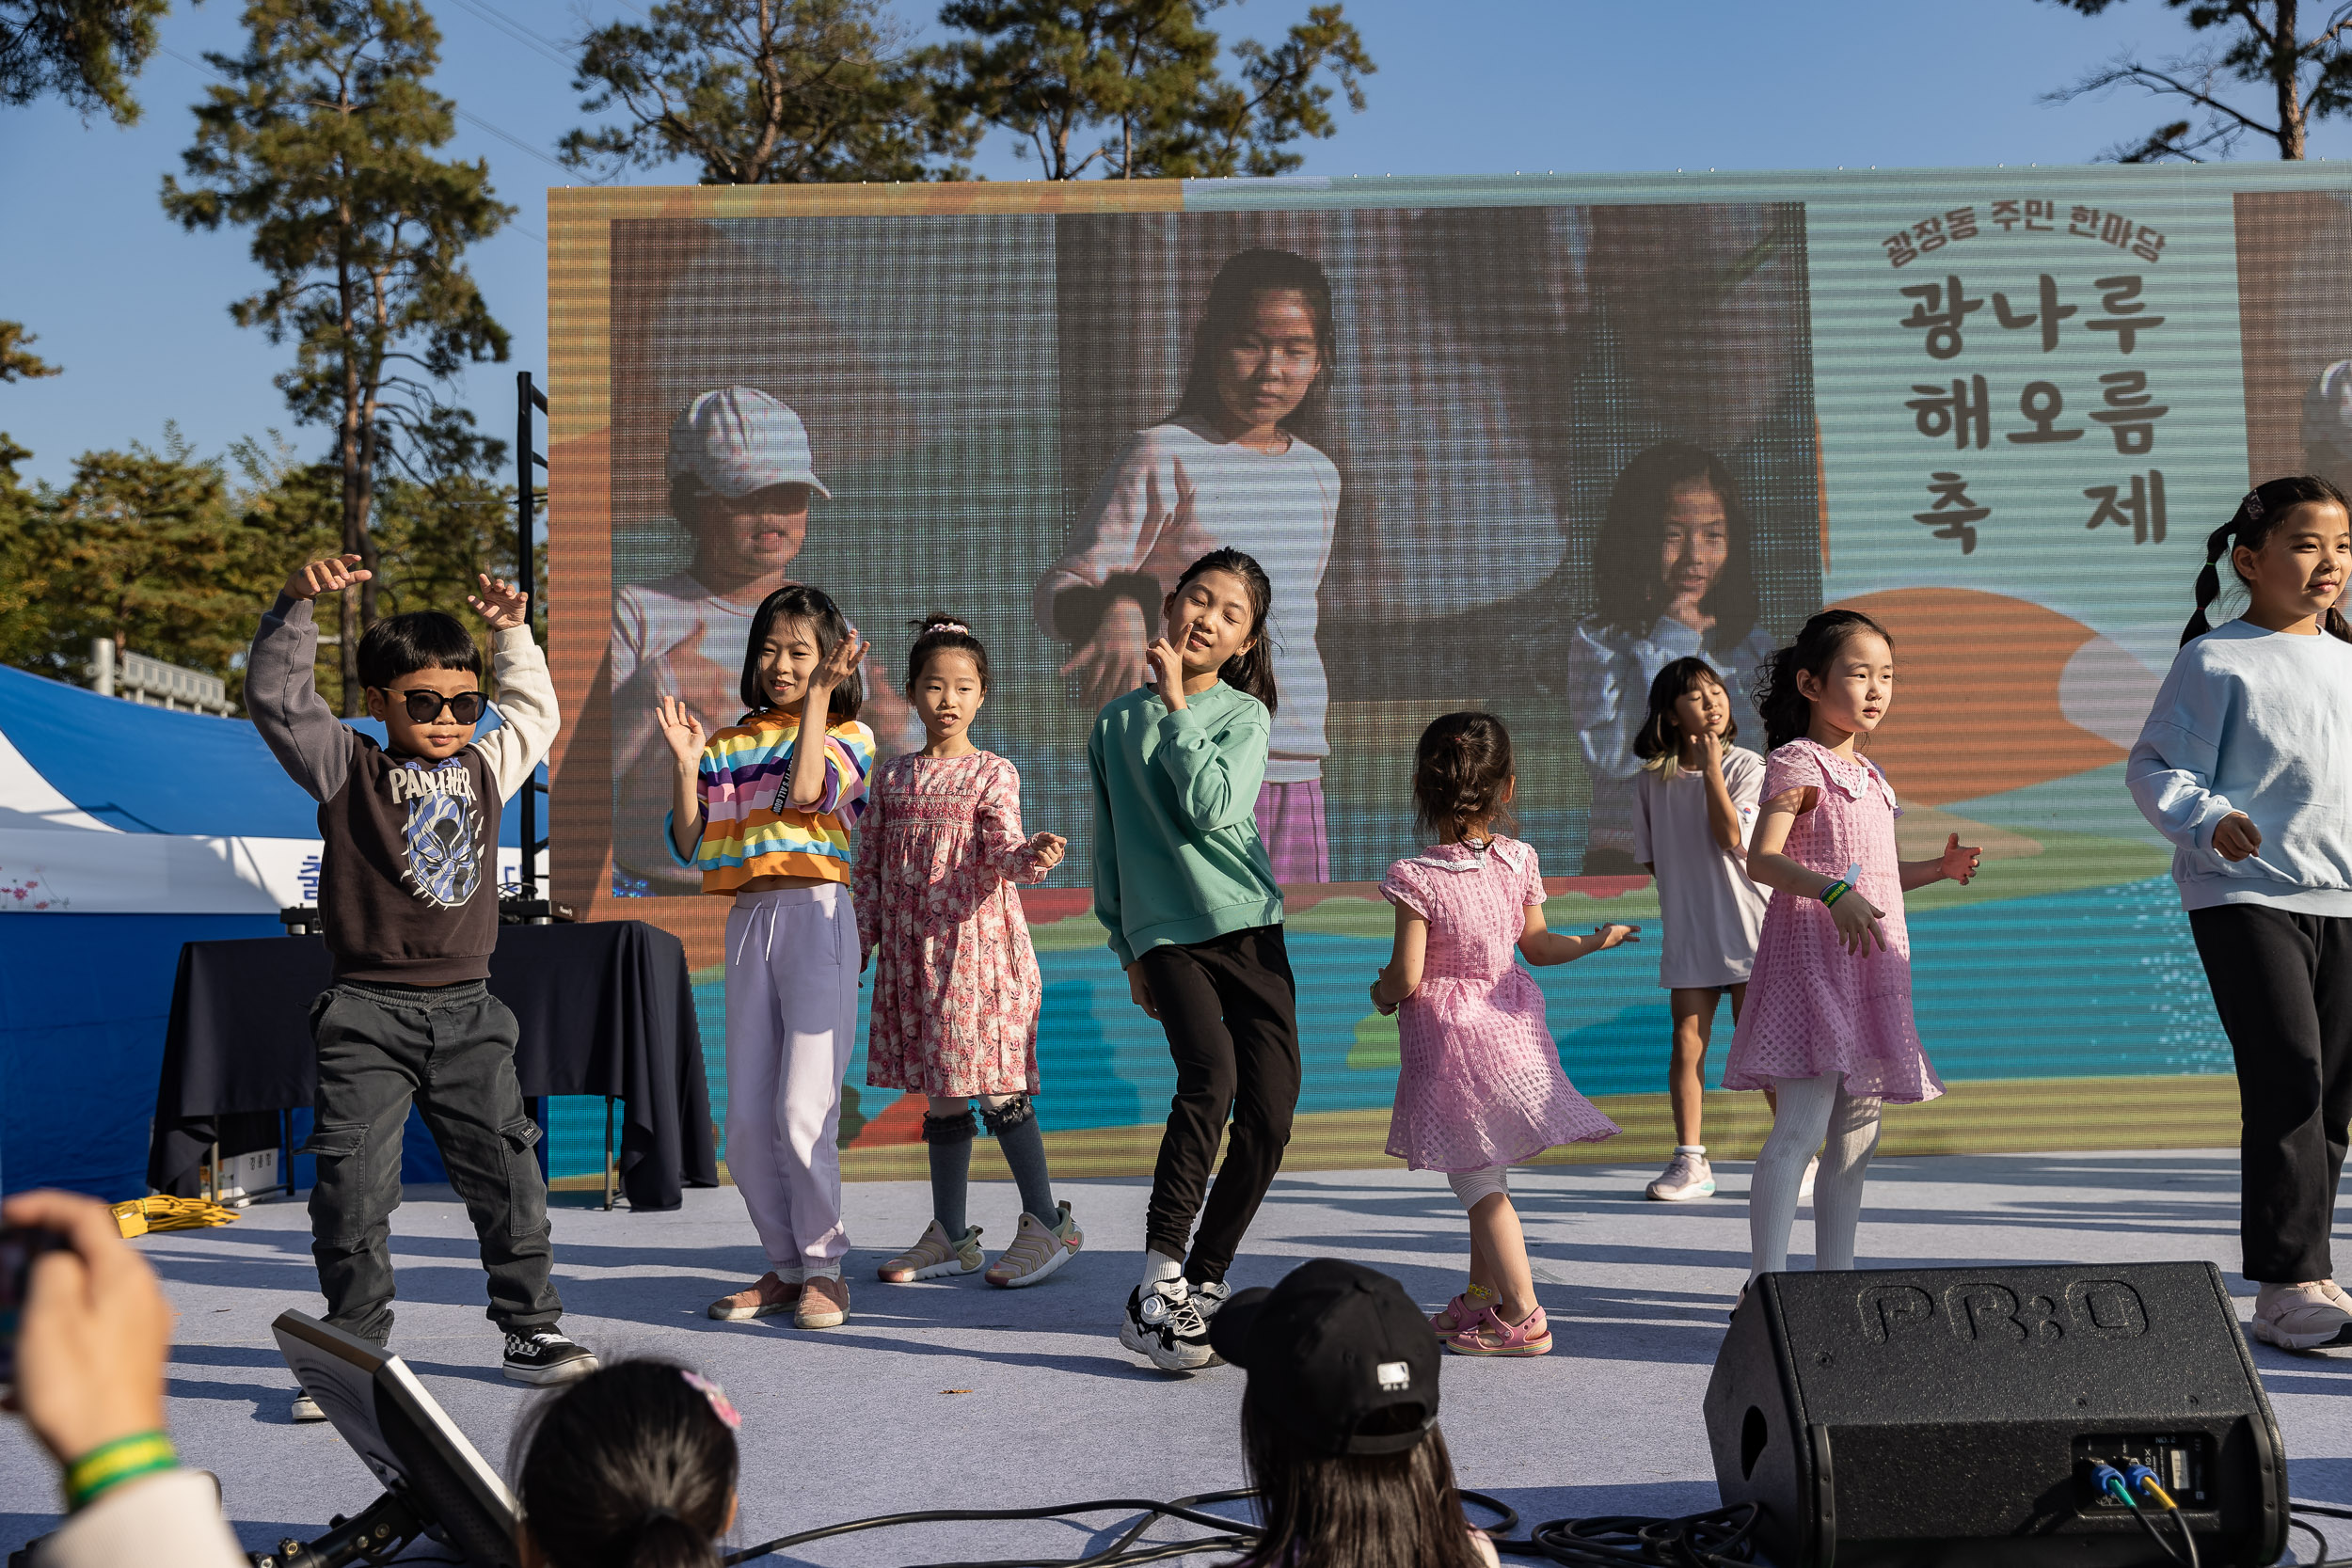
[4,0,2348,488]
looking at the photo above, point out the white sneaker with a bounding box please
[1120,1279,1216,1372]
[2250,1282,2352,1353]
[291,1388,325,1423]
[1189,1279,1231,1326]
[1798,1154,1819,1202]
[1646,1148,1715,1201]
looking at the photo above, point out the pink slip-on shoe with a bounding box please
[1430,1282,1496,1338]
[1447,1304,1552,1357]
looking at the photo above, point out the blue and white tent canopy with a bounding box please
[0,664,526,914]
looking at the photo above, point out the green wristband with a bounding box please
[64,1431,177,1513]
[1819,879,1850,908]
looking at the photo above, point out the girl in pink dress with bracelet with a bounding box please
[1727,610,1980,1303]
[1370,712,1637,1357]
[855,618,1083,1291]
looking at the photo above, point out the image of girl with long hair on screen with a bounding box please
[1035,246,1342,885]
[1566,441,1774,877]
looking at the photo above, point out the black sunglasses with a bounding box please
[381,688,486,724]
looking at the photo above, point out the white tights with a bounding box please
[1748,1072,1882,1282]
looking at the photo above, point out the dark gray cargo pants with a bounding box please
[304,979,563,1345]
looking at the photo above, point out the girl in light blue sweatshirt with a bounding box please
[2127,472,2352,1354]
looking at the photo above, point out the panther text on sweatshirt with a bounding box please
[246,594,560,983]
[1088,678,1281,968]
[2126,616,2352,915]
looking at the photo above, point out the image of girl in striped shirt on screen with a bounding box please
[658,583,876,1334]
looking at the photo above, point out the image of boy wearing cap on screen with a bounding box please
[1212,1259,1502,1568]
[612,387,908,894]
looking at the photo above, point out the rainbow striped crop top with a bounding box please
[671,711,875,895]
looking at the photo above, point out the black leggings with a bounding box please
[2189,904,2352,1283]
[1136,925,1302,1284]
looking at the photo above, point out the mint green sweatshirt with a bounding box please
[1088,680,1282,967]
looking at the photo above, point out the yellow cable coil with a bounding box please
[111,1196,241,1238]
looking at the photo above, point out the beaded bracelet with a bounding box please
[1818,879,1851,908]
[64,1431,177,1513]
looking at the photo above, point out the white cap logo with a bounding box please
[1375,1361,1411,1392]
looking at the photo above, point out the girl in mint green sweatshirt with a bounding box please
[1089,548,1300,1373]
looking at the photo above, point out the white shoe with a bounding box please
[291,1389,325,1423]
[1798,1154,1819,1202]
[1120,1279,1216,1372]
[1646,1148,1715,1201]
[2250,1282,2352,1353]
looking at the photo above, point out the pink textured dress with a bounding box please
[1381,837,1620,1172]
[1724,738,1942,1102]
[852,751,1051,1098]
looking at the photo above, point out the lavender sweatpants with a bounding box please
[723,884,861,1279]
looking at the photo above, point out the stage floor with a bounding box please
[4,1150,2347,1564]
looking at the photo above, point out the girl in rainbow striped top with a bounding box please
[658,583,877,1332]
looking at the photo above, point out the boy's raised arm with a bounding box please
[466,576,559,802]
[248,558,364,804]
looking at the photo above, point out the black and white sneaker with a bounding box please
[1190,1279,1231,1321]
[502,1329,599,1386]
[1120,1279,1216,1372]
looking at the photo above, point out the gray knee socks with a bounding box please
[921,1109,976,1238]
[981,1095,1059,1227]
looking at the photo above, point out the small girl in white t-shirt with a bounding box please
[1630,656,1769,1202]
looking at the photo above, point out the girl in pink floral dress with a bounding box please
[855,618,1083,1290]
[1728,610,1980,1299]
[1369,713,1637,1358]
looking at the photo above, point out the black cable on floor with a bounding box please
[2290,1499,2352,1568]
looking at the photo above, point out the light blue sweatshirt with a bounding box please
[2126,617,2352,914]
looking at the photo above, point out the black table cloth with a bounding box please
[148,920,718,1210]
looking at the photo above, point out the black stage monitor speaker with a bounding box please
[1705,1262,2287,1568]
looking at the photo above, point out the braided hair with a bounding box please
[2181,474,2352,646]
[1411,712,1516,841]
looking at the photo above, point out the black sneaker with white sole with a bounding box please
[1120,1279,1216,1372]
[502,1329,599,1386]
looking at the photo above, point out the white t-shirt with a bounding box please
[1036,416,1339,783]
[611,572,760,696]
[1632,748,1770,990]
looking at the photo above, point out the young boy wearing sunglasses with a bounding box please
[247,554,596,1418]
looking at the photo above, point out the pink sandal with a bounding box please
[1429,1283,1495,1338]
[1446,1303,1552,1357]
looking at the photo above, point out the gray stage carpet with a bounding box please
[4,1151,2346,1564]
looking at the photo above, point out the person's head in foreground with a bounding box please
[514,1359,741,1568]
[666,387,830,594]
[1210,1259,1499,1568]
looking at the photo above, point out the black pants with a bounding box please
[1136,926,1302,1284]
[305,980,564,1344]
[2189,905,2352,1283]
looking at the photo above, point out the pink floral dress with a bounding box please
[1381,837,1620,1172]
[853,751,1052,1098]
[1724,738,1942,1102]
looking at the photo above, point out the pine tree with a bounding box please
[161,0,511,711]
[939,0,1370,180]
[563,0,976,183]
[1,0,167,123]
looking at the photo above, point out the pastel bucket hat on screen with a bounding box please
[666,387,832,500]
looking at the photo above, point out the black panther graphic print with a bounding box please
[390,759,483,909]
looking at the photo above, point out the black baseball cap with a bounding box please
[1207,1259,1440,1457]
